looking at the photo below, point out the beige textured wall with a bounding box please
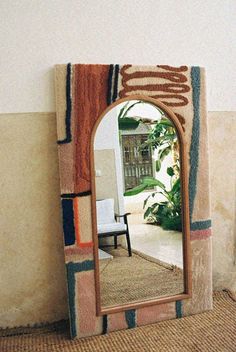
[0,111,235,328]
[209,111,236,291]
[0,113,68,329]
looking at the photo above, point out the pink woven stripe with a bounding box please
[191,228,212,240]
[65,246,93,256]
[77,271,97,334]
[108,312,127,332]
[137,302,176,326]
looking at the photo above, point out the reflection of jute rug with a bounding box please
[1,291,235,351]
[99,247,184,307]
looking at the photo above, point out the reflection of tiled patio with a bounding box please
[125,212,183,269]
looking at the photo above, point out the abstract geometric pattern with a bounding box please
[54,63,212,338]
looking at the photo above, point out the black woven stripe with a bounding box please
[112,64,119,102]
[107,64,114,105]
[61,191,91,198]
[58,63,72,144]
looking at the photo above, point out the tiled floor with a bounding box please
[127,213,183,269]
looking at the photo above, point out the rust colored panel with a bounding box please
[72,64,110,193]
[58,143,75,194]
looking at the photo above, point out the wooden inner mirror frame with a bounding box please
[90,95,192,316]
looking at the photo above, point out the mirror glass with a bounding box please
[93,100,184,309]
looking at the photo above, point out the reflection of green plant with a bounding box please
[118,101,143,130]
[125,173,182,231]
[118,101,182,232]
[145,175,182,232]
[123,118,181,231]
[143,118,178,173]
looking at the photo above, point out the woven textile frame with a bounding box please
[54,64,212,339]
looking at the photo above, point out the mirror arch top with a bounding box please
[54,63,212,338]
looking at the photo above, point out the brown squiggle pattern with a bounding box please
[119,65,191,129]
[120,70,187,83]
[151,94,189,106]
[124,84,190,94]
[157,65,188,72]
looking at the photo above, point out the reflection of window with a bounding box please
[140,135,150,162]
[122,133,154,190]
[141,146,150,162]
[124,146,130,163]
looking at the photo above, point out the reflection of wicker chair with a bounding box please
[96,198,132,257]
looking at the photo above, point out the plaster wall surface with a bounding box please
[0,0,235,113]
[0,111,235,328]
[209,112,236,291]
[0,113,68,328]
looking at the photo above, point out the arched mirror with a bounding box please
[91,96,191,314]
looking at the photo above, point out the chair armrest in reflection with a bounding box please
[115,213,131,225]
[115,213,131,218]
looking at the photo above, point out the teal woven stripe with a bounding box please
[102,315,108,335]
[125,310,136,329]
[191,219,212,231]
[70,260,94,272]
[176,300,182,318]
[189,66,201,222]
[66,264,76,338]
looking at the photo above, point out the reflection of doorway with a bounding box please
[121,134,153,191]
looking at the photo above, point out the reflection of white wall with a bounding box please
[118,101,162,121]
[94,109,118,150]
[94,149,119,212]
[94,108,124,215]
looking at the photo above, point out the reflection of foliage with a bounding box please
[124,174,182,232]
[143,118,179,175]
[118,100,165,130]
[141,119,181,232]
[119,102,182,232]
[118,101,143,130]
[143,174,182,232]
